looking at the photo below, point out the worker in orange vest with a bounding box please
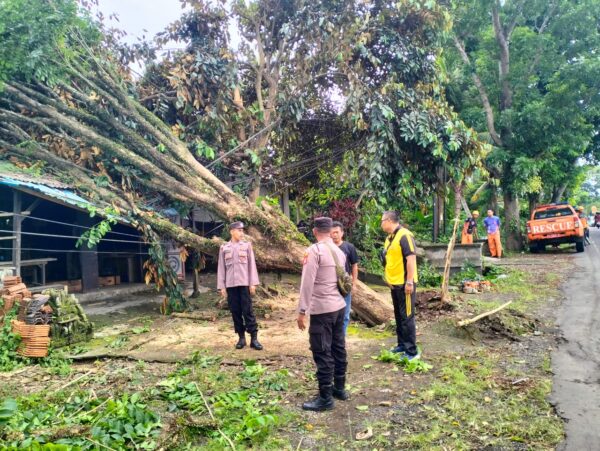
[461,210,479,244]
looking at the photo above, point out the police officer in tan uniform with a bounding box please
[297,217,348,411]
[217,221,263,350]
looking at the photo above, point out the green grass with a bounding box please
[347,323,394,339]
[493,268,559,312]
[392,350,563,450]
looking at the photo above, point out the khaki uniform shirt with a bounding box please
[298,237,346,315]
[217,240,260,289]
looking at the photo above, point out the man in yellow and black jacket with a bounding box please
[381,211,420,360]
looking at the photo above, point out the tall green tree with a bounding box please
[141,0,485,206]
[448,0,600,249]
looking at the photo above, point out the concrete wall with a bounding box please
[421,243,483,275]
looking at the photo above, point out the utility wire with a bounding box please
[0,247,151,255]
[0,229,158,245]
[0,211,143,238]
[206,120,281,169]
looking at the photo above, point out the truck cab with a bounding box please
[527,203,585,253]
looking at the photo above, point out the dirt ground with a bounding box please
[1,252,572,449]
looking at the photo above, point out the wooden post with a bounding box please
[76,214,99,292]
[440,215,460,303]
[12,190,22,276]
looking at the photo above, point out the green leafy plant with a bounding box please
[418,262,443,287]
[0,390,161,449]
[90,393,161,449]
[483,264,505,282]
[0,302,24,372]
[75,206,119,249]
[374,349,433,373]
[240,360,267,385]
[185,351,222,368]
[107,335,129,349]
[451,262,481,285]
[132,325,150,335]
[38,349,72,376]
[0,398,17,426]
[262,369,289,392]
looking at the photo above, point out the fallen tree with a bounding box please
[0,1,394,322]
[0,78,392,323]
[0,0,485,323]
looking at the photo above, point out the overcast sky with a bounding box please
[95,0,187,45]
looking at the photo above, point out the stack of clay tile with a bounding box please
[1,276,28,317]
[1,276,32,305]
[11,320,51,357]
[1,276,50,358]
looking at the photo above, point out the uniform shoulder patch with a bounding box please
[302,251,309,265]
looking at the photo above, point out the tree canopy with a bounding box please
[447,0,600,248]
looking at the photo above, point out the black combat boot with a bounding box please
[250,331,263,350]
[332,376,349,401]
[235,333,246,349]
[302,385,334,411]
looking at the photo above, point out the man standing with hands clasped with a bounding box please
[297,217,349,412]
[217,221,263,351]
[381,211,420,360]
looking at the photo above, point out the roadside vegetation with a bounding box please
[0,257,565,449]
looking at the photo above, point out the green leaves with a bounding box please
[0,0,98,85]
[447,0,600,201]
[194,140,216,160]
[0,398,17,425]
[374,349,433,373]
[0,301,23,372]
[75,207,119,249]
[1,390,161,449]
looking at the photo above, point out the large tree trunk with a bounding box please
[503,190,523,251]
[551,183,568,203]
[528,193,539,217]
[433,166,445,242]
[489,183,499,215]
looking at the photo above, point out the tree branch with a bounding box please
[526,1,557,77]
[453,36,503,146]
[492,3,512,112]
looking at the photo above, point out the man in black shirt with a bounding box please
[331,221,359,334]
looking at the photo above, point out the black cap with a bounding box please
[229,221,244,230]
[314,217,333,232]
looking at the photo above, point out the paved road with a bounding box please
[552,227,600,451]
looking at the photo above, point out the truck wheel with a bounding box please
[529,244,539,254]
[576,240,584,253]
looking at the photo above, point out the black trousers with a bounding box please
[391,285,418,355]
[309,308,347,386]
[226,286,258,334]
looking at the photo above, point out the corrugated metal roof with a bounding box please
[0,168,179,222]
[0,174,94,210]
